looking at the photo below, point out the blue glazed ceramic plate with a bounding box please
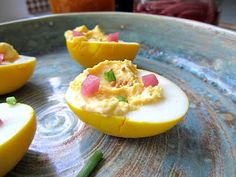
[0,13,235,177]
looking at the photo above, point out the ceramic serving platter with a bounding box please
[0,12,235,177]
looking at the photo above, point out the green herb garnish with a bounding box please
[6,96,17,105]
[117,96,128,103]
[76,150,103,177]
[104,70,116,82]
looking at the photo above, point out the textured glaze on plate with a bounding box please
[0,13,235,177]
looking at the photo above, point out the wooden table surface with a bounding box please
[219,22,236,31]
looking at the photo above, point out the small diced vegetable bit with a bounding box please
[73,31,84,37]
[117,96,128,103]
[107,32,119,42]
[81,75,100,97]
[104,70,116,82]
[0,53,4,64]
[91,36,97,40]
[76,150,103,177]
[6,96,17,105]
[0,119,3,126]
[142,74,159,87]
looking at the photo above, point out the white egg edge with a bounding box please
[15,55,35,63]
[0,55,35,67]
[126,69,189,123]
[0,103,34,145]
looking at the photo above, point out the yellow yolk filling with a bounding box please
[65,25,117,42]
[0,42,19,63]
[67,60,162,116]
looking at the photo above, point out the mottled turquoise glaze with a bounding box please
[0,13,235,177]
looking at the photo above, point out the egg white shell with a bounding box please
[0,103,34,145]
[126,69,189,123]
[12,55,35,64]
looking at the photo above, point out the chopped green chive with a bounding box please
[117,96,128,103]
[76,150,103,177]
[104,70,116,82]
[6,96,17,105]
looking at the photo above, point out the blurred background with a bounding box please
[0,0,235,26]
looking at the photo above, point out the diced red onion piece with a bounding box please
[142,74,159,87]
[81,75,100,97]
[73,31,84,37]
[0,119,3,126]
[107,32,119,42]
[0,54,4,64]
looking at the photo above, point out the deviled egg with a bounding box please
[65,60,189,138]
[0,42,36,95]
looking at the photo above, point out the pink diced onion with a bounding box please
[107,32,119,42]
[73,31,84,37]
[142,74,159,87]
[0,54,4,64]
[81,75,100,97]
[0,119,3,126]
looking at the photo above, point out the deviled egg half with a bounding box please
[65,60,189,138]
[0,98,36,176]
[64,25,140,68]
[0,42,36,95]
